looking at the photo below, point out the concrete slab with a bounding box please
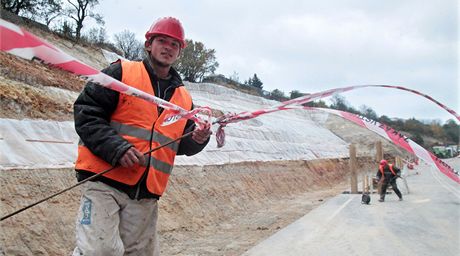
[243,161,460,256]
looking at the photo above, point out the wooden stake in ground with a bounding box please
[375,141,383,195]
[375,141,383,163]
[349,143,358,194]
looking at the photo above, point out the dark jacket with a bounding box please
[376,164,401,181]
[74,58,209,199]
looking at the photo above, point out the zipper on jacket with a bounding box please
[134,120,155,200]
[134,81,172,200]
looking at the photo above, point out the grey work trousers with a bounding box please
[72,181,159,256]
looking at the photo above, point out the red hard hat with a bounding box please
[380,159,388,165]
[145,17,186,48]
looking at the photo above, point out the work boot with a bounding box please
[378,199,384,202]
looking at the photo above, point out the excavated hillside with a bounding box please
[0,15,406,256]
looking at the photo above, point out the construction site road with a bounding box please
[243,158,460,256]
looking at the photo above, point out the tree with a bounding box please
[243,74,263,89]
[174,39,219,82]
[392,118,404,131]
[330,94,351,111]
[63,0,103,40]
[411,133,425,147]
[229,71,240,83]
[37,0,62,26]
[429,121,446,141]
[378,115,392,125]
[84,26,107,44]
[57,19,74,38]
[1,0,62,24]
[113,30,144,60]
[311,100,328,108]
[1,0,38,15]
[249,74,263,89]
[443,119,459,144]
[290,90,304,99]
[288,91,329,107]
[244,77,252,87]
[359,105,378,120]
[404,118,425,134]
[269,89,286,101]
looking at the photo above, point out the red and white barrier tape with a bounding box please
[0,18,210,128]
[214,84,459,147]
[217,85,459,125]
[304,107,459,184]
[1,17,457,179]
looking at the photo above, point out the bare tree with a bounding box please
[63,0,103,40]
[84,26,107,44]
[38,0,63,26]
[229,71,240,83]
[113,30,144,60]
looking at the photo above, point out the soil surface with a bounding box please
[0,158,376,256]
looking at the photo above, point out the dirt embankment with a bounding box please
[0,51,84,121]
[0,157,375,256]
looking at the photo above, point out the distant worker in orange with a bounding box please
[72,17,211,255]
[377,159,403,202]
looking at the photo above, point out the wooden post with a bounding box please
[375,141,383,163]
[364,175,369,194]
[350,144,358,194]
[375,141,383,195]
[395,156,402,169]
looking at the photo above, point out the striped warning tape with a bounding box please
[1,17,458,184]
[305,107,459,184]
[0,18,210,128]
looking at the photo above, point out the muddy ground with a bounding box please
[0,158,375,256]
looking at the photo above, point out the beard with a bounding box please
[150,55,171,68]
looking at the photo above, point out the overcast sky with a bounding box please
[93,0,458,123]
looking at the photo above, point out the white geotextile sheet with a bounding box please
[176,83,349,165]
[0,118,78,169]
[0,82,350,169]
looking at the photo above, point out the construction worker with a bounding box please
[72,17,211,256]
[377,159,403,202]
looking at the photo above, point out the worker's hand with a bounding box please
[192,122,212,144]
[119,147,145,167]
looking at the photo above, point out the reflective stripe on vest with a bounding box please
[78,121,180,153]
[110,121,179,152]
[75,60,192,196]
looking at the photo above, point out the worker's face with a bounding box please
[146,35,181,67]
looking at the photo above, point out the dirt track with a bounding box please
[243,159,460,256]
[0,158,375,255]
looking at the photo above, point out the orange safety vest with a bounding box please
[379,164,397,176]
[75,61,192,196]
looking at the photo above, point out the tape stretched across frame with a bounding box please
[1,17,459,183]
[305,107,459,184]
